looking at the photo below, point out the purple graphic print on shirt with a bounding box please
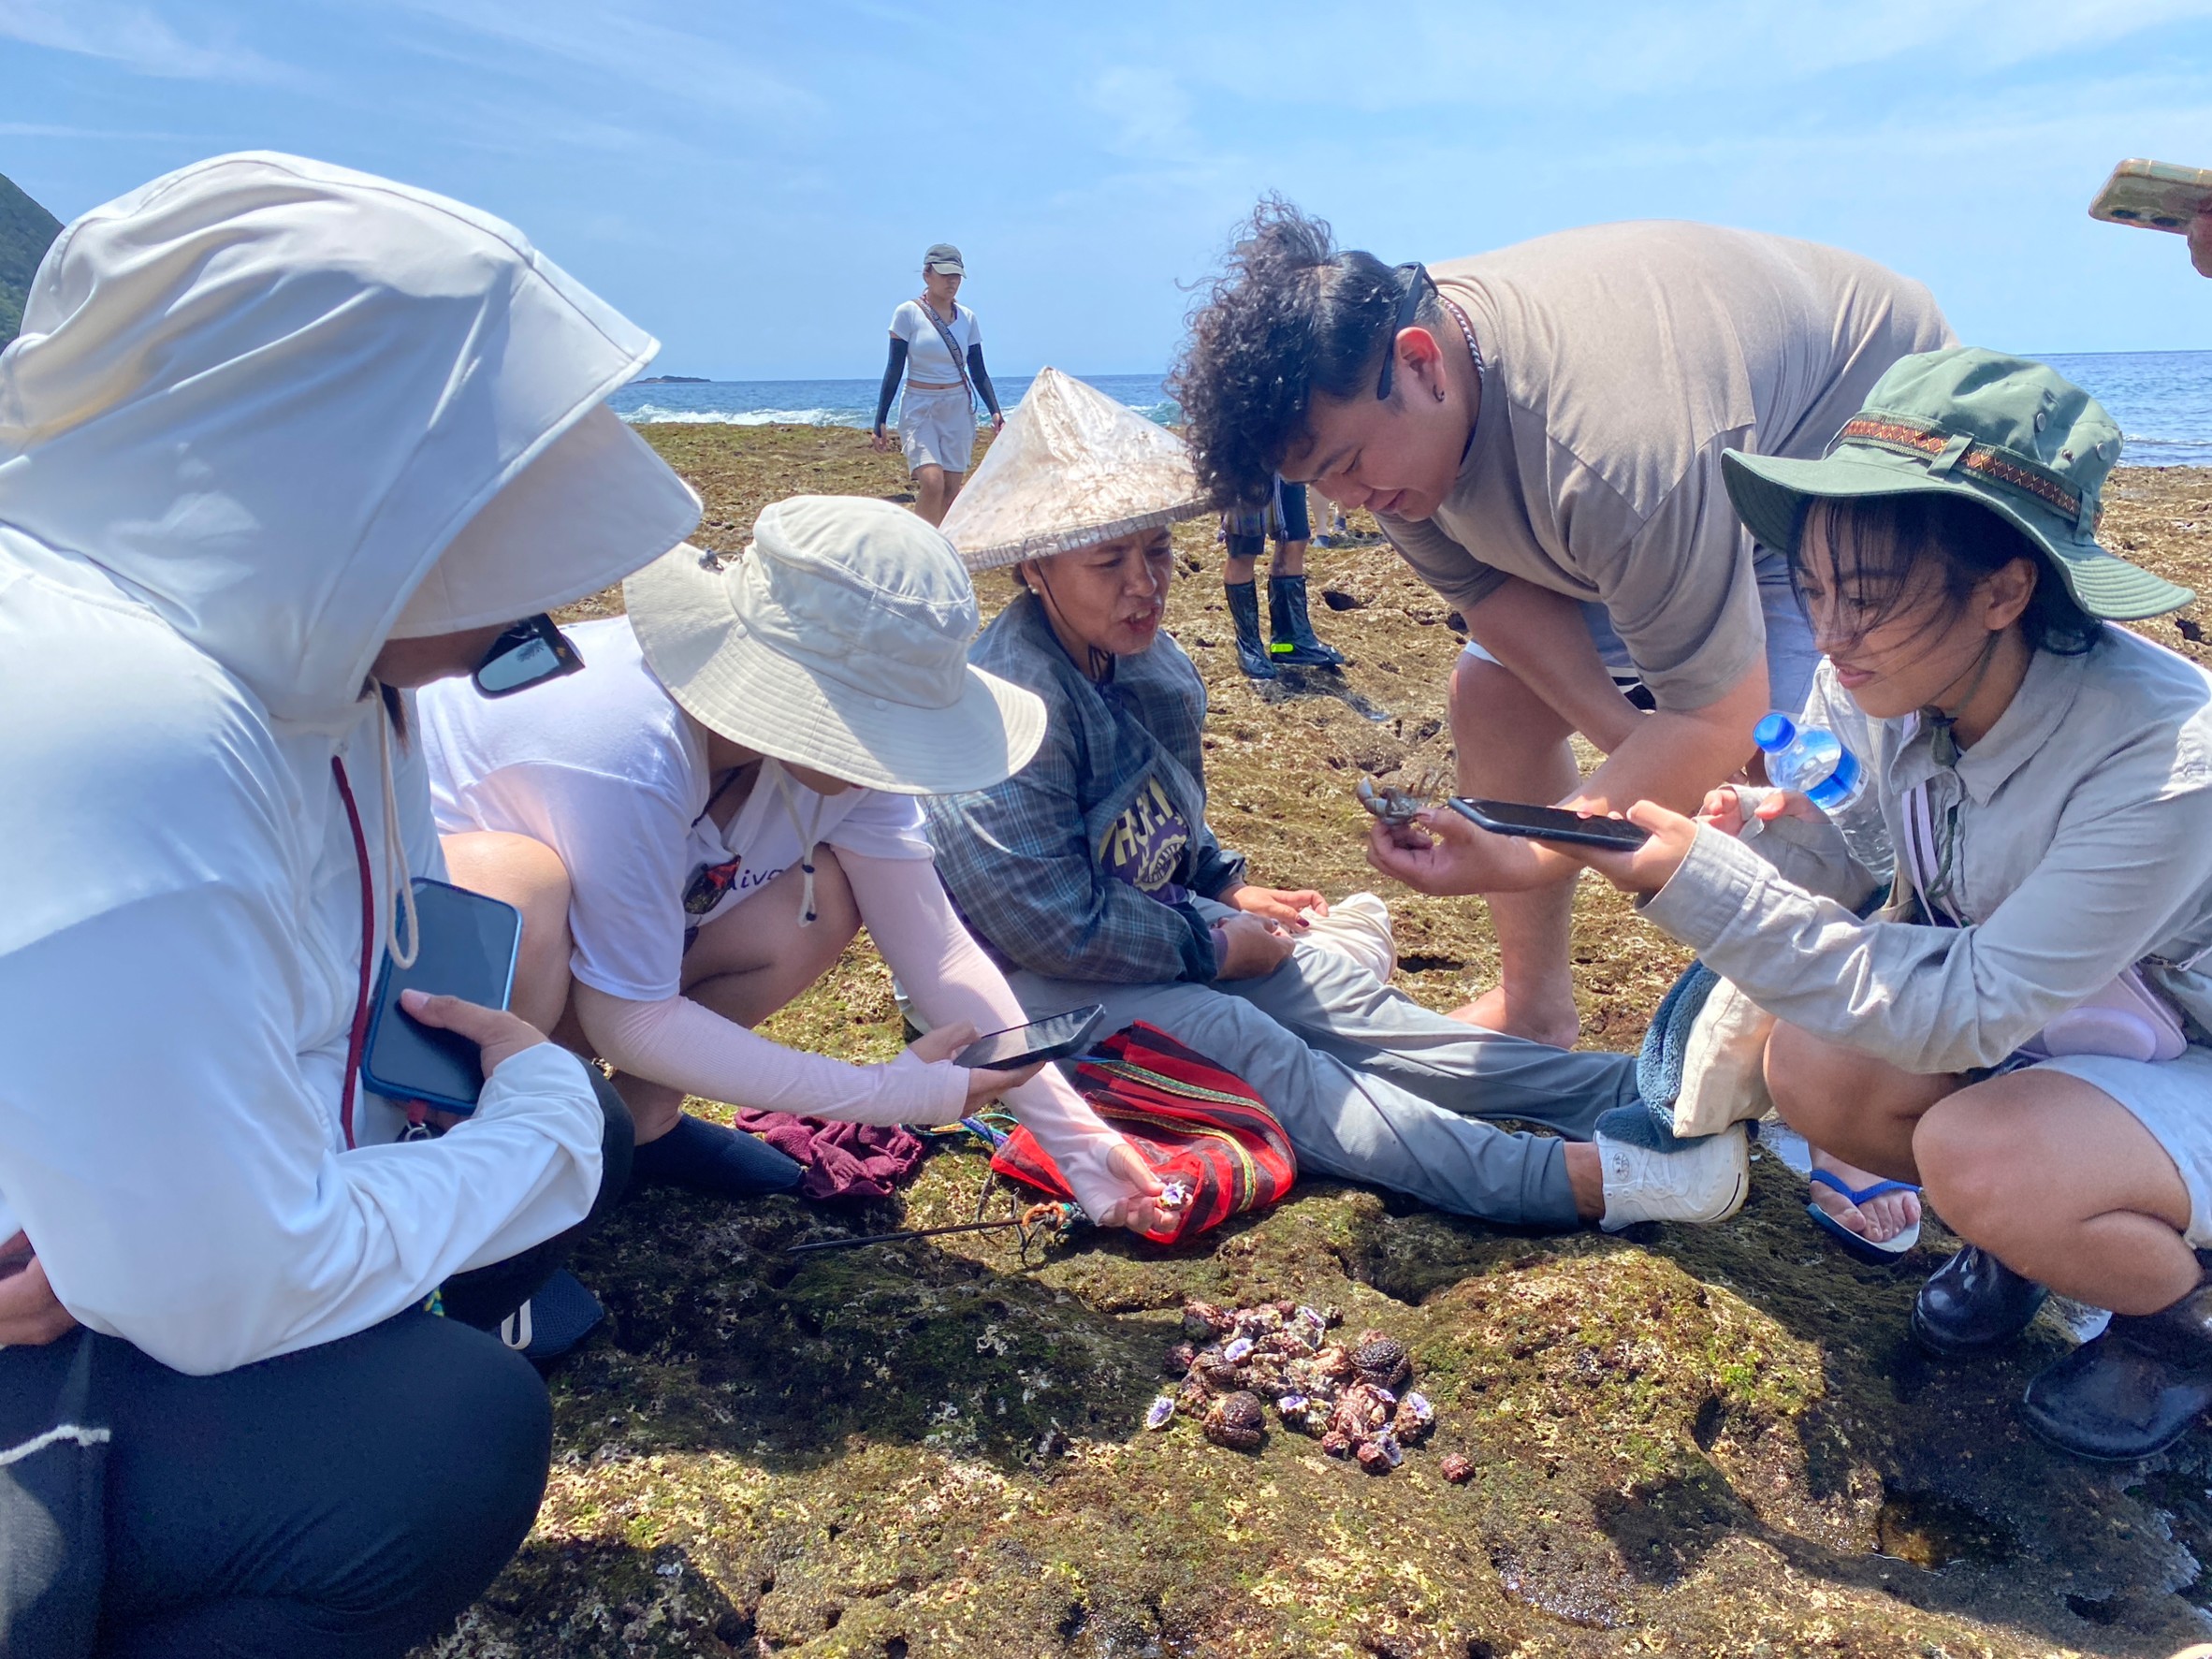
[1099,776,1191,904]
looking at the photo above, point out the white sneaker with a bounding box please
[1595,1117,1750,1232]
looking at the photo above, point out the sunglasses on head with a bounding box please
[1373,262,1433,403]
[473,614,585,698]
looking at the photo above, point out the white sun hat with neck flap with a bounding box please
[938,366,1213,571]
[624,495,1045,796]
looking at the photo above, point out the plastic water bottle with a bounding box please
[1754,713,1866,811]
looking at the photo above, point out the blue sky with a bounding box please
[5,1,2210,379]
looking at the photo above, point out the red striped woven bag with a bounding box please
[989,1021,1296,1244]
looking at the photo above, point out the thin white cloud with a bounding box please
[1087,65,1201,162]
[0,121,196,139]
[368,0,823,124]
[0,0,297,83]
[1163,0,2212,111]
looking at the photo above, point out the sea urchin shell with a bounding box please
[1202,1390,1267,1452]
[1352,1335,1412,1392]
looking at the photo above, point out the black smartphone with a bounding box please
[361,878,525,1113]
[953,1005,1107,1070]
[1449,797,1652,851]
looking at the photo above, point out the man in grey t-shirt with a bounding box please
[1174,203,1951,1046]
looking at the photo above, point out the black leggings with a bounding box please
[1,1072,632,1659]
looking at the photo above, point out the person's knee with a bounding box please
[1449,656,1560,766]
[1913,1099,2015,1244]
[293,1320,551,1639]
[443,831,573,1028]
[1764,1023,1849,1139]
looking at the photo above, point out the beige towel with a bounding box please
[1672,978,1777,1139]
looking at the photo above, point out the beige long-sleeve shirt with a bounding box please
[1379,222,1953,709]
[1640,631,2212,1072]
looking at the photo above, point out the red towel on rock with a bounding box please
[727,1111,924,1201]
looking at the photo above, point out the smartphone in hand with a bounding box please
[2089,159,2212,234]
[953,1006,1107,1070]
[1449,797,1652,851]
[361,879,524,1113]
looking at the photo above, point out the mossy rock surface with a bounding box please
[419,436,2212,1657]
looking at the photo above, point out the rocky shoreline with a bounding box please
[421,439,2212,1659]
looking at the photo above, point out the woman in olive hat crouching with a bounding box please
[1390,347,2212,1460]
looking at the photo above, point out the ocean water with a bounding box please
[2041,352,2212,467]
[610,353,2211,466]
[608,371,1176,429]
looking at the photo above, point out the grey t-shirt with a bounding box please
[1379,222,1953,709]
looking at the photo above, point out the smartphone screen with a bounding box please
[953,1006,1107,1070]
[1449,797,1652,851]
[361,878,524,1113]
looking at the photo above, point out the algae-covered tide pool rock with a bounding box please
[416,435,2212,1658]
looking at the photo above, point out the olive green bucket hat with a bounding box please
[1722,346,2192,621]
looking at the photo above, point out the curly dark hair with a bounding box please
[1170,196,1441,509]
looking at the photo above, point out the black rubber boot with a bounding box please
[1911,1244,2048,1356]
[1268,574,1345,667]
[2020,1267,2212,1461]
[1225,581,1277,679]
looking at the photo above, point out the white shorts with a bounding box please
[2035,1045,2212,1247]
[897,387,975,475]
[1458,549,1822,718]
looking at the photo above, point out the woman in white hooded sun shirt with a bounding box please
[0,153,698,1658]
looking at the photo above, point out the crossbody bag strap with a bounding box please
[917,300,976,409]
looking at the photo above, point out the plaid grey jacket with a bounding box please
[924,592,1246,983]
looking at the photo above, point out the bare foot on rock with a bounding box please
[1448,984,1580,1049]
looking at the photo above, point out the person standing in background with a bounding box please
[873,243,1004,526]
[1219,473,1343,678]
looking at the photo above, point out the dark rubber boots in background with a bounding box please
[1226,576,1343,679]
[1914,1242,2212,1461]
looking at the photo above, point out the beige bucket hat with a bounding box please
[624,495,1045,795]
[938,367,1213,571]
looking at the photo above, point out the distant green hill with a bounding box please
[1,170,64,347]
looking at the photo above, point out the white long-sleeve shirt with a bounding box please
[0,152,702,1375]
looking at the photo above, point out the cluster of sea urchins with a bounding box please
[1143,1299,1438,1476]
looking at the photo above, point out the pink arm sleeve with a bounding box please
[572,983,968,1127]
[838,850,1142,1219]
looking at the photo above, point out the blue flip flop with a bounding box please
[1806,1170,1922,1265]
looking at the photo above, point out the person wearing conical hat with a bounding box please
[419,494,1168,1231]
[928,370,1753,1232]
[1483,349,2212,1462]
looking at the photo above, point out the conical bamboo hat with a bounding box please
[938,367,1212,571]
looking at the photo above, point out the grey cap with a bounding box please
[923,242,965,275]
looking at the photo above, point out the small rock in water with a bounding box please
[1439,1453,1475,1484]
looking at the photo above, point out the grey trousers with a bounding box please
[1005,934,1637,1230]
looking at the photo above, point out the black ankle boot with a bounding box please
[1225,581,1277,679]
[2020,1271,2212,1461]
[1912,1244,2048,1356]
[1267,574,1344,667]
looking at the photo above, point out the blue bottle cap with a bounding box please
[1753,713,1795,753]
